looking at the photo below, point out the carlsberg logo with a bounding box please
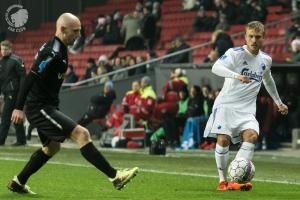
[241,68,262,82]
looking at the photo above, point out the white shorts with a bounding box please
[203,107,259,144]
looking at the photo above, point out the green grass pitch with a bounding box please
[0,146,299,200]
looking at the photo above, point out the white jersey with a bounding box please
[212,45,281,115]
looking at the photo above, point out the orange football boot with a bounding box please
[227,182,253,191]
[217,181,228,191]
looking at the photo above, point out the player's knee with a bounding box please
[71,126,92,146]
[245,133,258,143]
[243,130,258,143]
[79,128,92,142]
[217,134,230,147]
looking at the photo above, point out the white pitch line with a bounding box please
[1,157,300,186]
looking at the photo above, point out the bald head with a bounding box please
[55,13,81,46]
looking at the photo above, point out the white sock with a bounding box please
[215,144,229,182]
[235,142,255,160]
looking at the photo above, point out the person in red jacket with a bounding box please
[162,68,189,102]
[135,76,157,123]
[106,81,141,129]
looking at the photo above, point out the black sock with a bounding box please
[80,142,116,178]
[17,148,51,185]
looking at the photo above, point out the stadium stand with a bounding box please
[9,0,294,79]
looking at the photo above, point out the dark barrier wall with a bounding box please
[59,73,155,120]
[0,0,106,37]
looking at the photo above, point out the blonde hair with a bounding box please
[245,21,265,35]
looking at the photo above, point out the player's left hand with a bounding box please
[277,103,288,115]
[11,109,24,124]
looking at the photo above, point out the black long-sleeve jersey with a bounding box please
[15,37,68,110]
[0,53,25,94]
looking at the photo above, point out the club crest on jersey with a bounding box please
[219,54,227,60]
[260,63,266,70]
[241,68,262,82]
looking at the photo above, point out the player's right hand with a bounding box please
[11,109,24,124]
[237,75,251,83]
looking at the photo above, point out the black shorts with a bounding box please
[25,106,77,146]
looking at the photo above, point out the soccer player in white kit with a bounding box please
[203,21,288,191]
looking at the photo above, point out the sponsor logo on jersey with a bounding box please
[57,73,65,79]
[241,68,262,82]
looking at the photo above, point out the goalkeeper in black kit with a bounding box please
[8,13,138,195]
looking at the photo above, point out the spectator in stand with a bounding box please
[77,81,116,127]
[112,57,127,81]
[121,2,145,50]
[102,13,122,45]
[135,76,157,123]
[142,5,157,50]
[144,51,158,72]
[237,0,268,24]
[204,30,233,63]
[193,8,218,32]
[287,14,300,38]
[214,13,229,31]
[135,55,147,74]
[292,0,300,12]
[163,36,191,63]
[85,15,106,45]
[150,85,189,147]
[212,29,234,57]
[64,64,78,84]
[152,1,162,43]
[215,0,237,25]
[182,0,198,11]
[152,1,162,20]
[92,66,109,84]
[198,0,216,10]
[236,1,252,24]
[98,55,113,74]
[162,68,189,102]
[173,86,190,145]
[199,85,216,149]
[127,55,137,77]
[287,31,300,62]
[106,80,141,129]
[150,69,189,146]
[181,85,204,149]
[247,0,268,23]
[91,55,112,84]
[84,58,97,80]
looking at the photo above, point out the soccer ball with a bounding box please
[227,157,255,183]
